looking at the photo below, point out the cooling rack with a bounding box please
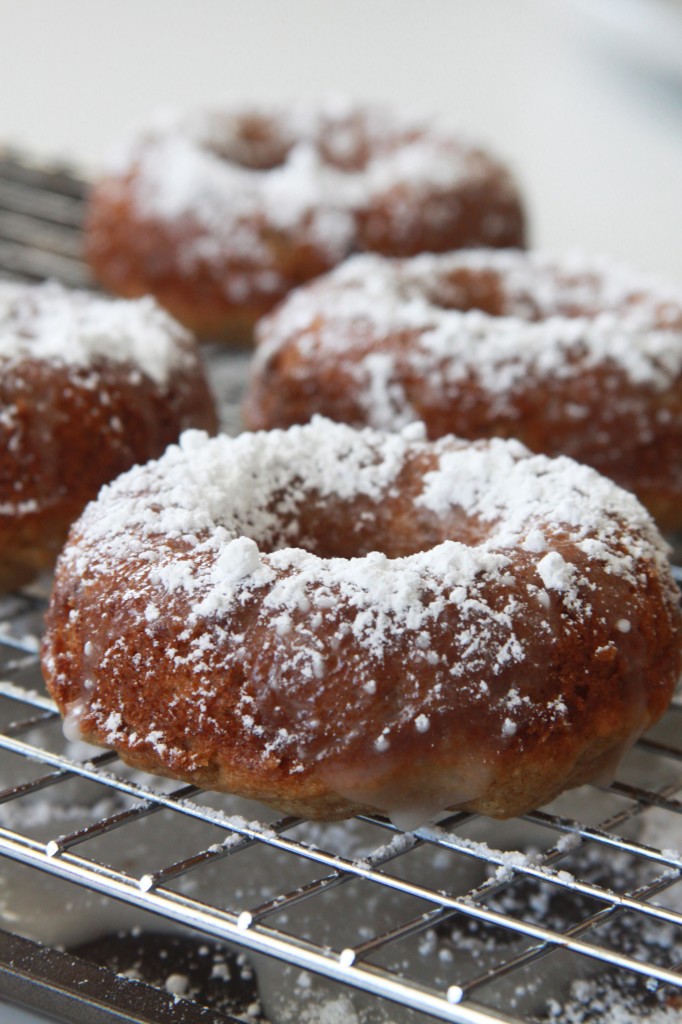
[0,152,681,1024]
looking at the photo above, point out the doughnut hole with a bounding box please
[247,254,682,528]
[422,267,508,314]
[422,265,682,325]
[247,451,492,561]
[204,113,293,170]
[203,111,422,174]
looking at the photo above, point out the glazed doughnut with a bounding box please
[84,102,526,343]
[245,250,682,531]
[0,280,217,591]
[42,419,682,824]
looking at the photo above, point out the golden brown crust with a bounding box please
[0,304,217,592]
[44,518,681,822]
[85,107,526,344]
[245,251,682,531]
[41,423,682,822]
[85,180,341,343]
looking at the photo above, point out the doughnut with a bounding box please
[84,102,526,343]
[42,419,682,825]
[245,249,682,531]
[0,280,217,591]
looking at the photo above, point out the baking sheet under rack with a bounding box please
[0,152,681,1024]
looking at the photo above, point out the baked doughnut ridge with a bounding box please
[42,420,682,825]
[85,103,525,342]
[245,249,682,530]
[0,281,217,591]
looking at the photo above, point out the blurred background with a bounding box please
[0,0,681,277]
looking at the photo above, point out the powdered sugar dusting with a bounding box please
[0,280,194,385]
[254,249,682,399]
[116,102,516,286]
[72,418,666,628]
[48,417,678,818]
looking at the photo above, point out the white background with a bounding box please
[0,0,681,278]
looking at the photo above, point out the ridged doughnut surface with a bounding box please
[0,281,217,590]
[85,103,525,342]
[42,419,682,824]
[245,250,682,530]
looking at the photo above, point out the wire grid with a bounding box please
[1,590,682,1023]
[0,152,681,1023]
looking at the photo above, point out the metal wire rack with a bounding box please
[0,153,681,1024]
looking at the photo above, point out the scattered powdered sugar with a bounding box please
[546,979,682,1024]
[72,417,664,626]
[414,435,665,580]
[536,551,578,593]
[117,101,512,276]
[0,280,194,385]
[172,805,278,843]
[164,972,189,997]
[53,417,676,792]
[78,418,421,561]
[254,249,682,398]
